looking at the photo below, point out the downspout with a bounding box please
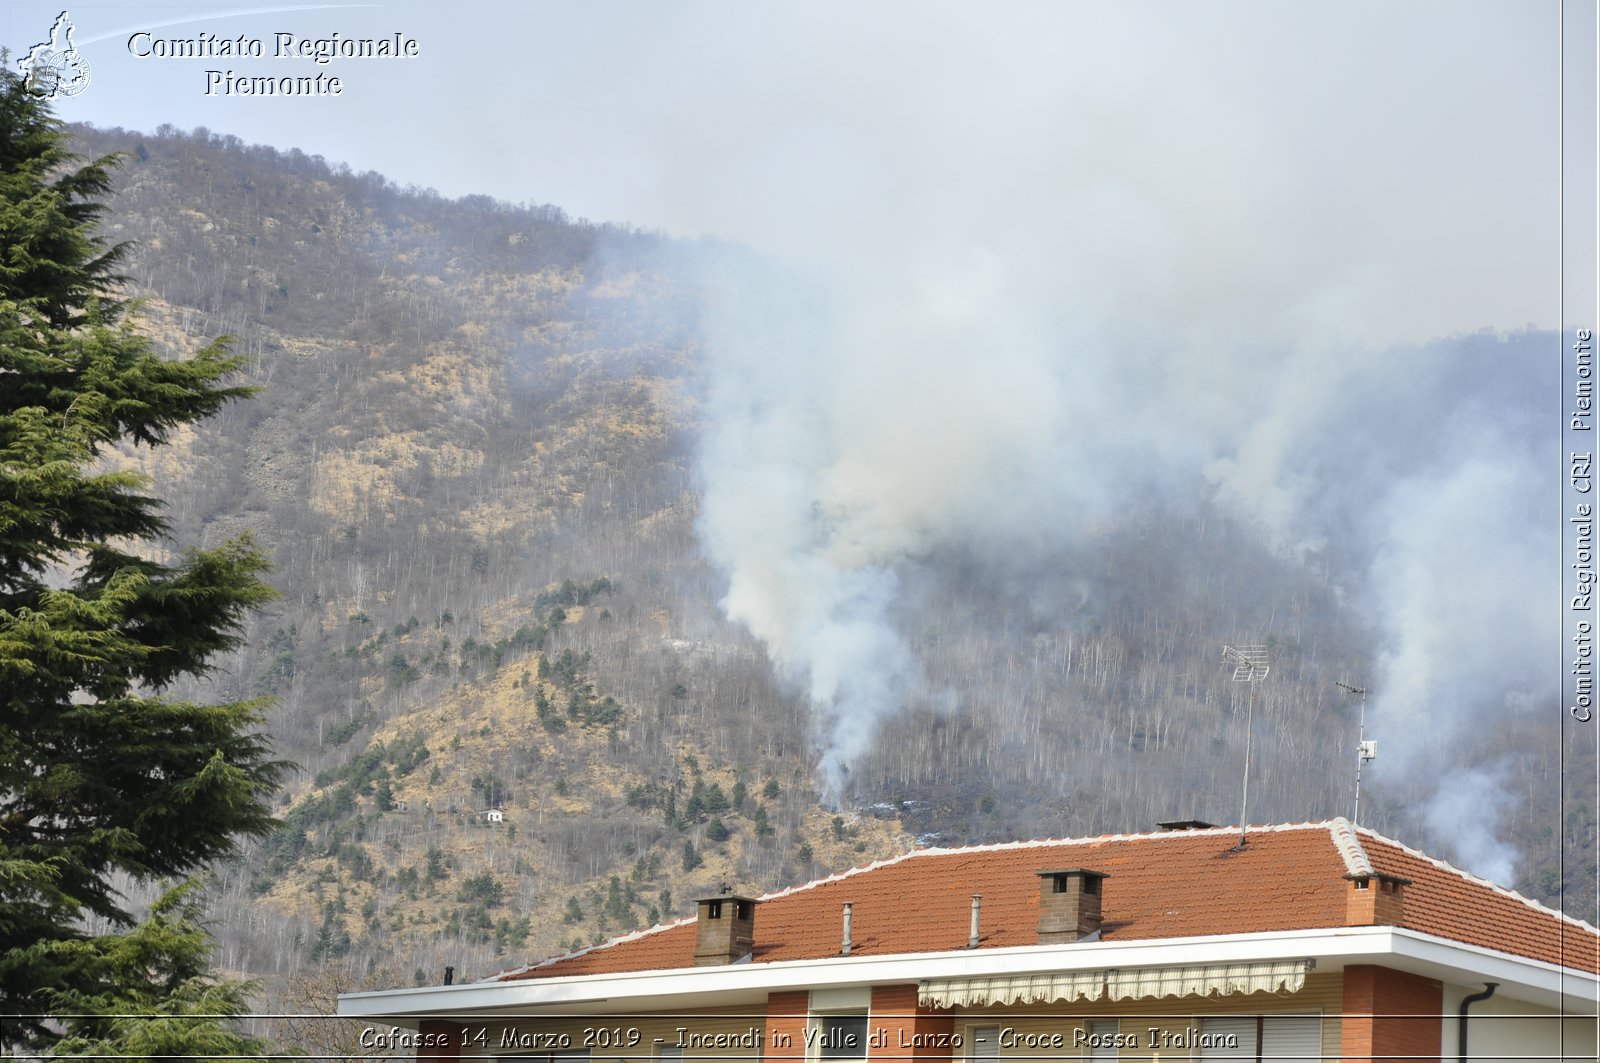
[1456,982,1498,1063]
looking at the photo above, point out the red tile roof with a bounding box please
[499,821,1599,981]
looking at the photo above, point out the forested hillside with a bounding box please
[67,123,1594,1025]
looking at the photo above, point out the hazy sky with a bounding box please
[3,1,1590,342]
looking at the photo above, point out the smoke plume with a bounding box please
[660,3,1555,866]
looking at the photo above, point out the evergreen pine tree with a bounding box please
[0,68,284,1048]
[40,881,272,1059]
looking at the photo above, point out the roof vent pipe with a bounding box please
[968,895,982,948]
[1457,982,1498,1063]
[841,903,853,956]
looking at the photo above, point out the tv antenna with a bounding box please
[1221,645,1269,849]
[1337,681,1376,825]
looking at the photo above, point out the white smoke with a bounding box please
[695,251,1102,801]
[697,272,1553,838]
[1423,767,1520,888]
[1353,426,1549,882]
[666,4,1555,855]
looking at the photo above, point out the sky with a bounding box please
[2,1,1591,334]
[5,1,1597,881]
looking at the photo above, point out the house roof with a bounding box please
[499,820,1600,982]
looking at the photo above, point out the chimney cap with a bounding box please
[1157,819,1218,831]
[1035,868,1110,879]
[695,895,760,922]
[1343,872,1412,887]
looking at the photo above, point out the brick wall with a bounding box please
[1038,871,1103,942]
[417,1019,464,1061]
[1373,880,1405,925]
[868,984,955,1063]
[764,990,810,1063]
[1341,965,1443,1062]
[1346,877,1406,926]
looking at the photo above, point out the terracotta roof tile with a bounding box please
[498,821,1599,982]
[1357,827,1600,976]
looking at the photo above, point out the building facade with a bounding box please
[339,820,1599,1061]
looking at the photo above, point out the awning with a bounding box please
[919,960,1312,1008]
[920,971,1107,1008]
[1106,960,1310,1000]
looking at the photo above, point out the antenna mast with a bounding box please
[1337,681,1376,825]
[1221,645,1270,849]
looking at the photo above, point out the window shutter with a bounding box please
[1199,1016,1258,1061]
[1088,1021,1121,1061]
[1261,1016,1321,1062]
[969,1026,1000,1063]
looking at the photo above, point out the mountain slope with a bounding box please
[63,123,1593,1014]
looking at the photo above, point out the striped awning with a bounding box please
[1107,960,1310,1000]
[919,960,1311,1008]
[920,970,1107,1008]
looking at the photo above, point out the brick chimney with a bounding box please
[1344,873,1409,927]
[694,895,758,965]
[1035,869,1107,943]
